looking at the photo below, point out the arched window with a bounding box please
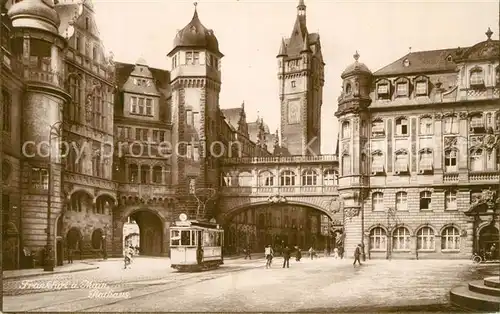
[152,166,163,184]
[394,150,409,173]
[370,227,387,251]
[470,68,484,86]
[280,170,295,186]
[441,226,460,250]
[92,150,101,178]
[372,192,384,211]
[419,191,432,210]
[342,154,351,176]
[238,171,252,186]
[419,148,433,172]
[444,149,458,172]
[371,151,385,174]
[221,173,232,186]
[129,164,138,183]
[392,227,411,251]
[140,165,150,184]
[341,121,350,139]
[92,88,104,130]
[323,169,338,186]
[445,189,457,210]
[301,169,317,186]
[345,83,352,95]
[419,116,433,135]
[91,229,103,249]
[469,149,483,171]
[395,192,407,211]
[417,227,435,250]
[258,171,274,186]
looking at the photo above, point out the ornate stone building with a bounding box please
[336,31,500,259]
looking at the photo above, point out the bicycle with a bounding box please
[471,253,483,264]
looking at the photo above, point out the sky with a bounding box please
[92,0,500,154]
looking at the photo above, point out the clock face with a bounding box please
[288,100,300,124]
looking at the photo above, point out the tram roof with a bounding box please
[173,220,221,229]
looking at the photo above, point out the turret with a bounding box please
[168,3,223,221]
[8,0,71,270]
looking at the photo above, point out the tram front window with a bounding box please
[171,230,180,246]
[181,230,191,246]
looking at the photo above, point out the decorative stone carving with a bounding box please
[459,112,468,119]
[344,207,360,219]
[267,195,287,203]
[434,113,443,120]
[444,136,457,149]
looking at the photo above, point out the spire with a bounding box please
[256,111,260,123]
[274,129,280,148]
[353,50,360,62]
[297,0,306,15]
[335,134,339,156]
[278,38,287,57]
[241,101,245,109]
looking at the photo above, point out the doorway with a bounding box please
[479,225,499,260]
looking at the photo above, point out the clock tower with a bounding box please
[277,0,325,156]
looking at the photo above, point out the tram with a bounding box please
[170,214,224,272]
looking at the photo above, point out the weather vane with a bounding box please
[194,2,198,7]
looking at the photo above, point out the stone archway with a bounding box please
[479,224,499,259]
[222,201,336,255]
[66,227,82,259]
[114,206,168,257]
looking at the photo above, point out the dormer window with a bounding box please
[470,68,484,87]
[396,117,408,136]
[377,83,389,99]
[415,81,428,96]
[396,82,408,97]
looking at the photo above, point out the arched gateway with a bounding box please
[112,206,170,257]
[219,196,342,255]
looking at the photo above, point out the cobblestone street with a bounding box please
[3,256,498,312]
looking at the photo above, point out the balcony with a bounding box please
[23,66,65,89]
[64,172,118,191]
[468,171,499,183]
[220,185,338,196]
[222,154,338,165]
[118,183,176,199]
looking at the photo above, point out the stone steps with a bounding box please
[450,277,500,312]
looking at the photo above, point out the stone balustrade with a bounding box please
[220,185,338,196]
[64,172,117,191]
[222,154,338,165]
[118,183,176,198]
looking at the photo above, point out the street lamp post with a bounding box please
[102,223,108,260]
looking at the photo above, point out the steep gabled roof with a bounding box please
[220,108,242,131]
[374,47,466,76]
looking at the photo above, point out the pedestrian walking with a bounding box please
[244,244,252,260]
[123,245,134,269]
[295,246,302,261]
[490,244,497,260]
[67,247,73,264]
[265,244,274,268]
[339,246,344,259]
[282,246,291,268]
[333,247,339,259]
[353,244,362,266]
[309,247,315,260]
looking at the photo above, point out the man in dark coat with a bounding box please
[353,244,362,266]
[282,246,291,268]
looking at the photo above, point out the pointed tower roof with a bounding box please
[284,0,308,56]
[277,38,287,57]
[136,57,148,66]
[168,3,222,57]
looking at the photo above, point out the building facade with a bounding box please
[336,32,500,259]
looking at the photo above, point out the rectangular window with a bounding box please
[130,97,138,114]
[470,116,484,129]
[420,192,432,210]
[152,130,159,142]
[193,52,200,64]
[31,167,49,190]
[291,81,296,88]
[445,190,457,210]
[186,110,193,126]
[396,119,408,135]
[138,98,144,115]
[2,88,11,132]
[186,144,193,159]
[193,146,199,161]
[396,83,408,96]
[145,98,153,116]
[186,52,193,64]
[171,230,180,246]
[415,81,427,95]
[377,84,388,94]
[172,55,177,69]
